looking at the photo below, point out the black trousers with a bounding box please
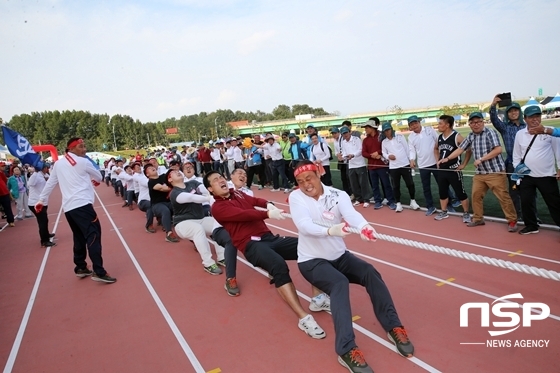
[389,167,416,203]
[519,176,560,229]
[298,251,402,356]
[338,163,352,196]
[0,194,14,224]
[247,164,266,188]
[244,233,298,288]
[65,204,106,276]
[212,227,237,279]
[29,205,50,243]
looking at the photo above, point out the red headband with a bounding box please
[293,164,319,178]
[68,139,84,149]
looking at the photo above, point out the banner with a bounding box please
[1,125,43,169]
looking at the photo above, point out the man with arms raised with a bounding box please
[204,170,327,338]
[289,160,414,373]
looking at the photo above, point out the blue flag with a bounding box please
[1,125,44,169]
[85,155,100,170]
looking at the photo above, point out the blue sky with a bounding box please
[1,0,558,123]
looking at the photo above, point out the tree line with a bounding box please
[1,104,331,152]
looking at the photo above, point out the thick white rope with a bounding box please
[265,208,560,282]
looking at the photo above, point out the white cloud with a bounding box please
[334,9,353,22]
[238,30,276,55]
[215,89,237,107]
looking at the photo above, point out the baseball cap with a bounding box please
[524,106,542,117]
[468,112,484,120]
[407,115,420,124]
[381,122,393,132]
[330,127,340,133]
[340,126,350,134]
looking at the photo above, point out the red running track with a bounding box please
[1,184,558,373]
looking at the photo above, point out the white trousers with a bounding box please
[15,193,32,219]
[175,216,225,267]
[228,159,235,174]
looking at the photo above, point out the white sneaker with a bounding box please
[363,202,370,208]
[271,189,280,192]
[395,202,403,212]
[410,199,420,210]
[284,188,291,194]
[298,314,326,339]
[382,198,389,205]
[353,201,361,206]
[309,294,331,312]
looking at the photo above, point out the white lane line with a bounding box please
[0,223,8,232]
[233,255,442,373]
[266,223,560,322]
[94,191,206,373]
[271,201,560,265]
[3,205,63,373]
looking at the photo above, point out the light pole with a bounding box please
[214,117,219,140]
[112,121,117,152]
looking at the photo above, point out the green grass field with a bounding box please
[328,119,560,225]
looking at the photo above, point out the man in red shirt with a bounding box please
[361,118,396,210]
[0,169,15,226]
[197,143,212,175]
[204,170,327,339]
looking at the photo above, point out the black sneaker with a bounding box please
[41,241,57,248]
[49,233,55,238]
[338,347,373,373]
[92,273,117,283]
[519,227,539,235]
[388,327,414,358]
[224,277,240,297]
[75,267,93,278]
[217,259,226,267]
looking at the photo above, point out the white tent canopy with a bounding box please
[544,93,560,110]
[521,97,544,112]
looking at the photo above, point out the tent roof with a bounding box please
[540,96,555,105]
[525,97,540,105]
[547,93,560,103]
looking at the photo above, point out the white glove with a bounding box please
[266,202,279,211]
[360,224,377,242]
[267,208,286,220]
[327,222,350,237]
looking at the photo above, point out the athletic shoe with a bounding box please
[271,189,280,192]
[75,267,93,278]
[508,222,518,233]
[338,347,373,373]
[382,198,389,205]
[92,273,117,284]
[447,206,456,213]
[121,203,129,208]
[388,203,397,210]
[16,217,23,221]
[434,211,448,221]
[145,225,156,233]
[217,259,226,267]
[519,227,539,235]
[309,294,331,312]
[41,241,57,248]
[25,215,33,218]
[128,205,134,211]
[284,188,291,194]
[451,200,462,208]
[258,186,263,190]
[49,233,55,238]
[374,202,383,210]
[395,202,403,213]
[165,233,180,243]
[224,277,240,297]
[409,200,420,210]
[298,314,326,339]
[462,212,471,223]
[425,206,436,216]
[204,264,222,275]
[388,326,414,358]
[353,201,361,207]
[362,202,370,208]
[369,198,375,203]
[8,222,15,227]
[467,220,485,227]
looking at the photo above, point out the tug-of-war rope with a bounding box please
[259,207,560,282]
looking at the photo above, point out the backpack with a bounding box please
[312,142,333,161]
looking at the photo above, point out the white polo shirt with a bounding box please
[39,153,102,212]
[382,134,411,169]
[408,126,438,168]
[289,186,368,263]
[341,135,366,169]
[263,142,283,161]
[513,129,560,177]
[133,172,150,202]
[28,171,49,206]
